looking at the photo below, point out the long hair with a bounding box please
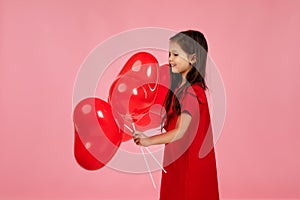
[164,30,209,117]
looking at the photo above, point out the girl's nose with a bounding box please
[168,54,173,62]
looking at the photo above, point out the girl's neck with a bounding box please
[179,78,186,88]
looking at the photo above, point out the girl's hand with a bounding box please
[133,131,151,147]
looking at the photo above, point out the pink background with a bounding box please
[1,0,300,199]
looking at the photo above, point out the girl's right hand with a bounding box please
[133,131,151,147]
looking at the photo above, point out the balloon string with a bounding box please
[145,147,167,174]
[131,123,166,173]
[140,146,156,189]
[131,123,136,132]
[124,124,133,132]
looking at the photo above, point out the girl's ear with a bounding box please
[189,53,197,65]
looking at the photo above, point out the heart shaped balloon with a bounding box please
[117,52,159,79]
[154,64,170,105]
[108,52,159,141]
[135,64,170,128]
[109,75,158,121]
[73,97,122,170]
[73,128,104,170]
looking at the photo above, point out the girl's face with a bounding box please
[168,41,193,78]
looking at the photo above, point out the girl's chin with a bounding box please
[171,68,180,74]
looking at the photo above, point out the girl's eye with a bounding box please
[169,52,179,57]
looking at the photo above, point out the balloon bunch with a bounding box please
[73,52,170,170]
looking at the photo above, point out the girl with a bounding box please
[133,30,220,199]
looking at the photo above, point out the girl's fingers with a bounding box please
[133,132,145,146]
[133,133,146,139]
[134,138,140,145]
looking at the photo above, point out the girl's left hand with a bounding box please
[133,131,151,147]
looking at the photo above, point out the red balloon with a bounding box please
[73,98,122,170]
[109,52,159,115]
[118,52,159,78]
[109,76,157,141]
[155,64,170,105]
[134,104,166,130]
[134,64,170,128]
[74,128,103,170]
[108,109,133,142]
[109,76,158,119]
[108,52,159,141]
[116,116,137,142]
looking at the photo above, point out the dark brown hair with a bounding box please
[164,30,208,117]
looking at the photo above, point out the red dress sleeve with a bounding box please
[180,84,207,116]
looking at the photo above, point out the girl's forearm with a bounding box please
[147,113,192,145]
[148,128,183,145]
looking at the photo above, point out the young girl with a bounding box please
[133,30,220,199]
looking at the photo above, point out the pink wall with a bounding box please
[1,0,300,199]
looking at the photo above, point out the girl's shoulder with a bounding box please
[184,83,207,104]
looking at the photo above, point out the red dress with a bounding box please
[160,83,220,200]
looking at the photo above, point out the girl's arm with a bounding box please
[133,112,192,147]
